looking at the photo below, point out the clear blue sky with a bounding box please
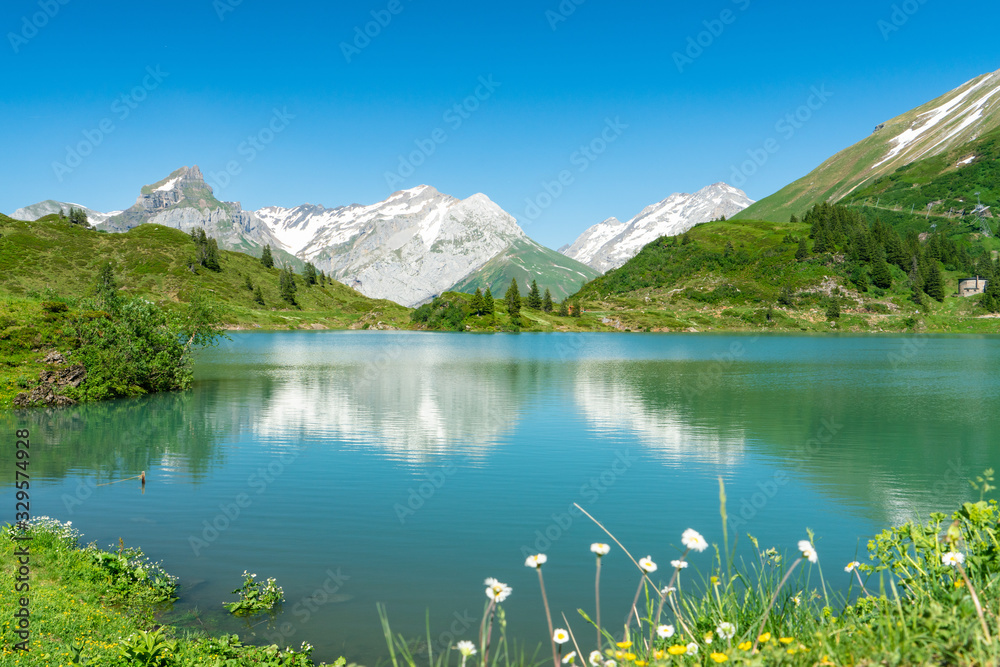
[2,0,998,248]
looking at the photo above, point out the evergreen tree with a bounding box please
[527,280,542,310]
[244,275,254,291]
[304,262,318,286]
[981,275,1000,313]
[789,214,799,223]
[542,288,554,313]
[205,238,221,271]
[94,263,122,314]
[871,250,893,289]
[67,206,89,226]
[279,266,298,306]
[483,288,495,315]
[572,300,583,318]
[778,287,795,308]
[795,237,809,260]
[261,245,274,269]
[924,260,945,302]
[471,288,485,316]
[812,228,831,254]
[253,285,265,306]
[854,270,870,293]
[826,298,841,320]
[504,279,521,317]
[558,300,569,317]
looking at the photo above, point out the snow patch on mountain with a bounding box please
[9,200,122,225]
[561,183,754,273]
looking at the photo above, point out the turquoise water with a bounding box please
[3,332,999,663]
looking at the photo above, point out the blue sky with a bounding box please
[2,0,998,248]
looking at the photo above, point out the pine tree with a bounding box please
[795,237,808,260]
[871,251,893,289]
[279,266,297,306]
[94,263,121,314]
[205,238,221,271]
[789,214,799,223]
[981,275,1000,313]
[558,300,569,317]
[244,275,254,291]
[253,285,265,306]
[826,298,841,320]
[67,206,89,226]
[471,288,485,316]
[542,289,554,313]
[304,263,318,286]
[504,279,521,317]
[483,288,495,315]
[261,245,274,269]
[924,260,945,302]
[812,228,831,254]
[527,280,542,310]
[572,300,583,318]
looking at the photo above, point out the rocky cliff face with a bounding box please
[259,186,528,306]
[98,166,285,252]
[561,183,754,273]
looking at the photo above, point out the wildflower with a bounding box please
[589,650,603,666]
[484,578,512,603]
[703,633,714,644]
[716,622,736,640]
[710,576,719,584]
[758,633,771,643]
[660,586,676,596]
[779,637,794,644]
[625,653,637,661]
[798,539,818,563]
[737,641,752,651]
[634,661,646,666]
[604,661,617,667]
[670,560,688,569]
[563,651,578,664]
[615,651,626,660]
[685,643,699,656]
[656,625,675,639]
[652,650,665,660]
[591,543,611,556]
[554,629,570,644]
[667,646,687,656]
[845,561,860,573]
[456,641,477,657]
[616,642,633,649]
[791,594,801,607]
[526,554,548,568]
[942,552,965,568]
[710,653,729,663]
[682,529,709,552]
[639,556,657,573]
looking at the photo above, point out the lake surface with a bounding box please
[3,332,999,664]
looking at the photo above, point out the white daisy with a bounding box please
[484,578,512,602]
[670,559,688,569]
[589,650,603,666]
[798,540,818,564]
[685,642,699,655]
[716,622,736,640]
[845,561,860,573]
[525,553,548,568]
[591,543,611,556]
[456,641,477,657]
[553,629,570,644]
[656,624,675,639]
[681,529,708,552]
[639,556,657,573]
[942,551,965,568]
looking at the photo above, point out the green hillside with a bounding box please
[738,69,1000,222]
[0,214,409,329]
[449,238,600,301]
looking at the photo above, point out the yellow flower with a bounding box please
[652,650,665,660]
[615,651,626,660]
[787,648,797,655]
[710,576,719,584]
[617,642,633,649]
[634,661,647,666]
[667,646,687,656]
[757,633,771,643]
[710,653,729,663]
[779,637,794,644]
[625,653,637,661]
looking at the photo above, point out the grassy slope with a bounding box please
[737,71,1000,223]
[569,218,999,334]
[449,238,601,302]
[0,214,409,329]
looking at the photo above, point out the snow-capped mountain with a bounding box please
[561,183,754,273]
[258,185,530,307]
[740,67,1000,222]
[11,200,122,225]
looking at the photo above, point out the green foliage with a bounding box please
[190,228,222,272]
[411,296,467,331]
[118,628,178,667]
[254,284,265,306]
[304,262,318,286]
[542,288,554,313]
[279,265,298,306]
[504,278,521,317]
[826,298,841,320]
[470,287,485,316]
[925,260,946,301]
[795,237,808,260]
[483,288,495,315]
[871,252,893,289]
[526,280,542,310]
[67,206,89,227]
[224,571,285,615]
[261,244,274,268]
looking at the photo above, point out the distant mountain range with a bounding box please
[739,67,1000,222]
[560,183,754,273]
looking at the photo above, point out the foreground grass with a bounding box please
[0,518,338,666]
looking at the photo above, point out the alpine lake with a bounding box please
[3,332,999,664]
